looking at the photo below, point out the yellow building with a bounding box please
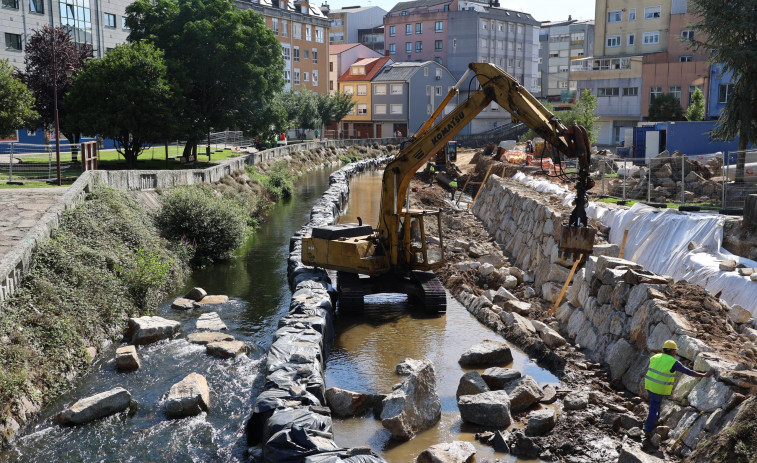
[338,56,393,138]
[594,1,671,57]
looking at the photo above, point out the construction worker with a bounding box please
[643,340,714,439]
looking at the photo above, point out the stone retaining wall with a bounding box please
[247,156,390,461]
[470,174,757,457]
[0,138,402,305]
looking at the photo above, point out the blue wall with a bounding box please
[8,129,119,150]
[663,121,744,156]
[709,63,735,119]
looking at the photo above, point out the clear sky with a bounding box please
[323,0,596,22]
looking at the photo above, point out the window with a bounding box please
[401,10,408,15]
[688,85,701,104]
[313,50,318,63]
[343,85,353,95]
[548,50,559,58]
[390,104,402,114]
[424,67,428,76]
[426,85,431,96]
[29,0,43,13]
[374,84,387,95]
[2,0,18,8]
[557,64,567,72]
[435,68,442,79]
[272,18,279,35]
[329,81,334,90]
[606,36,621,47]
[608,10,622,22]
[406,42,412,53]
[628,34,635,46]
[435,21,443,32]
[316,27,324,43]
[718,84,734,103]
[282,20,288,37]
[356,104,367,115]
[374,104,387,115]
[304,49,309,59]
[434,40,442,51]
[390,84,403,95]
[357,85,367,95]
[313,71,319,85]
[282,47,291,60]
[349,66,365,75]
[122,17,130,29]
[415,41,422,52]
[389,43,396,54]
[406,24,412,35]
[557,81,569,89]
[679,55,693,62]
[306,25,312,41]
[497,40,504,50]
[481,19,488,30]
[416,23,422,34]
[330,19,343,26]
[444,4,449,11]
[294,69,301,85]
[435,86,442,95]
[681,30,694,41]
[669,86,681,101]
[303,72,309,82]
[623,87,638,96]
[650,86,663,103]
[644,6,661,19]
[104,13,115,27]
[284,70,291,83]
[293,23,302,39]
[480,38,488,48]
[293,47,300,61]
[643,31,660,45]
[597,87,619,96]
[390,26,396,36]
[329,61,333,72]
[629,8,636,20]
[4,33,21,50]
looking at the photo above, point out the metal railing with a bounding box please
[594,150,757,211]
[0,142,80,183]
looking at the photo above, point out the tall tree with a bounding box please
[689,0,757,183]
[568,89,600,144]
[648,93,685,122]
[330,92,356,138]
[0,60,39,138]
[126,0,285,157]
[275,89,319,138]
[63,42,174,168]
[686,87,706,122]
[22,26,90,158]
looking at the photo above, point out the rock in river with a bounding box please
[381,358,441,440]
[171,297,200,311]
[481,367,521,390]
[206,340,246,359]
[526,408,556,436]
[416,441,476,463]
[458,390,512,427]
[200,295,229,304]
[196,312,228,331]
[128,316,180,345]
[456,371,490,400]
[325,387,384,417]
[57,387,132,425]
[458,340,513,367]
[184,287,207,302]
[115,345,141,372]
[187,332,235,345]
[165,373,210,418]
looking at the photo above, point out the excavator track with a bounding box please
[336,272,364,315]
[411,271,447,313]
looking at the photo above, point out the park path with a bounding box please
[0,187,68,262]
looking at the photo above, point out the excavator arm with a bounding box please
[378,62,595,266]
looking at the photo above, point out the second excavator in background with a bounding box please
[302,62,596,314]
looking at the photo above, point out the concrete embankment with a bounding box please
[247,156,390,462]
[461,173,757,458]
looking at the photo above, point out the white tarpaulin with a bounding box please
[511,172,757,315]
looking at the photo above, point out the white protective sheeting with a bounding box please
[511,172,757,315]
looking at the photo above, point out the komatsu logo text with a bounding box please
[432,111,465,144]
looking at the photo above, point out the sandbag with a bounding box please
[263,425,342,463]
[262,407,333,445]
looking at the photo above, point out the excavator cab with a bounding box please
[401,210,444,270]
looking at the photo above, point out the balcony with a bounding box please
[570,57,632,72]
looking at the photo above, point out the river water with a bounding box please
[1,165,558,463]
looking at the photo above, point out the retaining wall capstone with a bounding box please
[247,156,391,462]
[468,173,757,458]
[0,138,403,305]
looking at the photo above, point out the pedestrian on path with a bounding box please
[643,340,713,439]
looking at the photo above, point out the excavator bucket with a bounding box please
[558,224,596,260]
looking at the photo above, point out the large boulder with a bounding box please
[115,345,141,372]
[184,287,207,302]
[504,376,543,412]
[458,390,512,427]
[57,387,132,425]
[128,316,181,345]
[416,441,476,463]
[165,373,210,418]
[456,371,490,399]
[481,367,521,390]
[171,297,200,311]
[199,295,229,304]
[206,340,246,359]
[617,446,665,463]
[196,312,228,331]
[458,340,513,366]
[525,408,556,436]
[326,387,383,417]
[381,359,441,439]
[563,391,589,411]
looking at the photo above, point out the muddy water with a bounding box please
[328,172,558,462]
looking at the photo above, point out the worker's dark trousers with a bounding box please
[644,391,664,433]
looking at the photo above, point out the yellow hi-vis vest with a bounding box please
[645,353,677,395]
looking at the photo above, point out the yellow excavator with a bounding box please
[302,62,596,313]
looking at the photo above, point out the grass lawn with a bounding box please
[0,180,63,189]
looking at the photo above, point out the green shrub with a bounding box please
[156,184,249,265]
[115,247,173,311]
[244,162,295,202]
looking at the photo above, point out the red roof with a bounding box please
[337,56,393,82]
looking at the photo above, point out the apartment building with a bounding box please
[326,5,386,44]
[1,0,132,68]
[371,61,457,138]
[236,0,329,94]
[328,43,382,93]
[357,25,384,55]
[338,56,393,138]
[537,18,594,103]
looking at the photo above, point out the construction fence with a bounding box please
[594,150,757,211]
